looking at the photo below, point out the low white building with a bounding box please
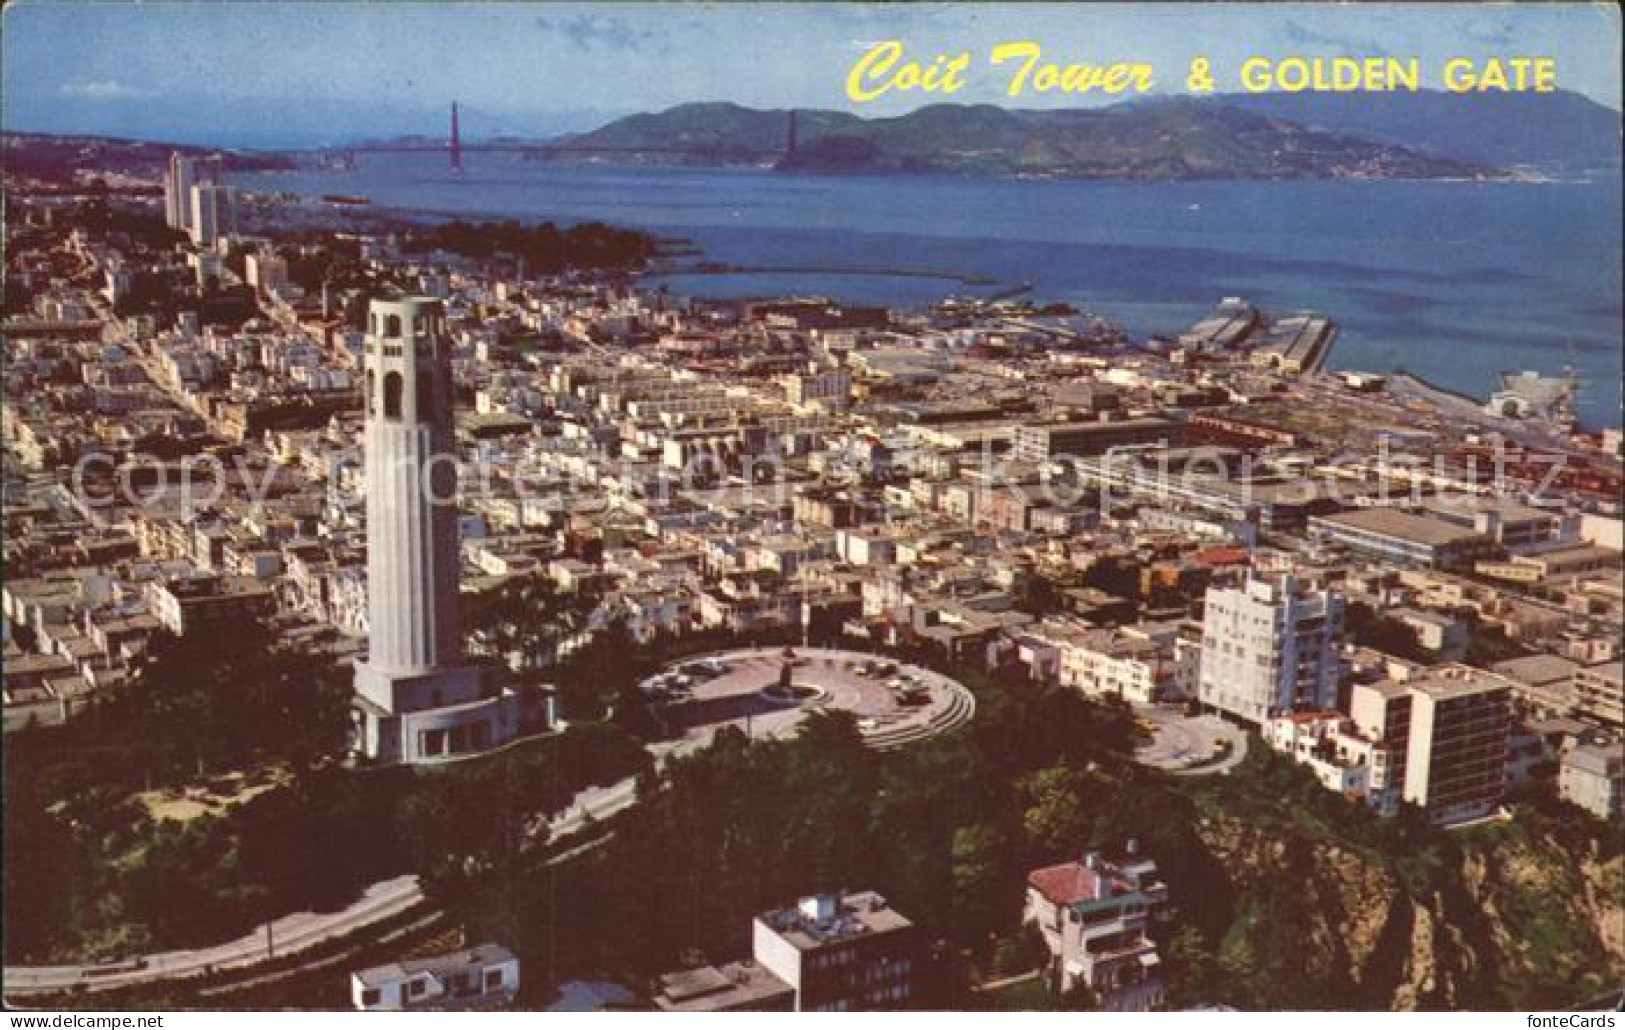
[1020,619,1198,705]
[351,943,519,1011]
[1265,710,1399,816]
[1560,743,1624,821]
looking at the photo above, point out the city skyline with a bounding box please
[3,1,1622,148]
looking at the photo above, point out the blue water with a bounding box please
[241,155,1623,427]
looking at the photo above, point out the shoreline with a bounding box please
[229,176,1620,430]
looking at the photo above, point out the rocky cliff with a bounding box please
[1188,803,1623,1010]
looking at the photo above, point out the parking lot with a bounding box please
[1134,706,1248,775]
[639,647,975,750]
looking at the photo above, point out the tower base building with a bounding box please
[353,660,518,764]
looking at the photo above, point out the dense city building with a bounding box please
[4,122,1622,1010]
[751,892,920,1011]
[1560,743,1625,822]
[1198,574,1344,726]
[1401,667,1514,826]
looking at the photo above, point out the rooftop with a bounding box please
[352,943,516,988]
[755,890,911,951]
[1316,508,1489,547]
[1028,849,1163,913]
[1563,743,1624,777]
[654,961,793,1012]
[1490,654,1580,687]
[1407,666,1512,703]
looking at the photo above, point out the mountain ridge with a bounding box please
[8,90,1616,183]
[1213,89,1620,175]
[549,97,1498,180]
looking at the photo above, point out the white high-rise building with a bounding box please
[188,181,237,247]
[1198,574,1343,725]
[245,251,288,296]
[351,296,519,765]
[164,152,223,234]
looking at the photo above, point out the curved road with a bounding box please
[7,650,969,998]
[3,875,423,998]
[5,721,764,997]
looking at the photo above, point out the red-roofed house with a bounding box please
[1023,844,1170,1010]
[1190,545,1249,568]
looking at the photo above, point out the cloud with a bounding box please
[534,13,667,52]
[1460,17,1515,47]
[1280,19,1391,58]
[59,80,146,100]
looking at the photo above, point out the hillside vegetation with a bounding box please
[557,99,1495,180]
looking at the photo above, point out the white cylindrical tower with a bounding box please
[362,296,461,672]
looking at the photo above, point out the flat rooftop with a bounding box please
[654,961,792,1012]
[1315,508,1489,547]
[1407,668,1511,702]
[756,891,911,951]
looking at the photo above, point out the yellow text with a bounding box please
[845,41,971,103]
[989,41,1154,97]
[1239,56,1420,92]
[1442,56,1556,92]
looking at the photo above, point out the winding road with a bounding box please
[3,876,424,998]
[6,650,971,999]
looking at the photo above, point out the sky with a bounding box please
[4,1,1621,148]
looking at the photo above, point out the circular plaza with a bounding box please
[637,647,975,750]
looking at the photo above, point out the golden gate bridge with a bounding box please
[321,103,801,168]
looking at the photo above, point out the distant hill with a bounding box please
[3,132,294,185]
[15,89,1615,184]
[549,99,1494,180]
[1216,89,1621,176]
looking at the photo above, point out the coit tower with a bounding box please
[363,296,461,669]
[352,296,517,764]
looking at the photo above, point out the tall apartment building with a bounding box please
[1353,669,1515,824]
[751,891,920,1011]
[1023,845,1170,1011]
[163,152,223,234]
[1404,668,1512,825]
[1352,667,1511,825]
[1199,574,1343,725]
[188,181,237,248]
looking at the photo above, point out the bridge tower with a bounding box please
[450,102,463,173]
[786,108,799,160]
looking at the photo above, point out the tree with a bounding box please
[1080,556,1140,601]
[2,770,87,961]
[1165,926,1224,1008]
[951,823,1011,943]
[554,617,640,719]
[1017,763,1093,858]
[20,620,351,790]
